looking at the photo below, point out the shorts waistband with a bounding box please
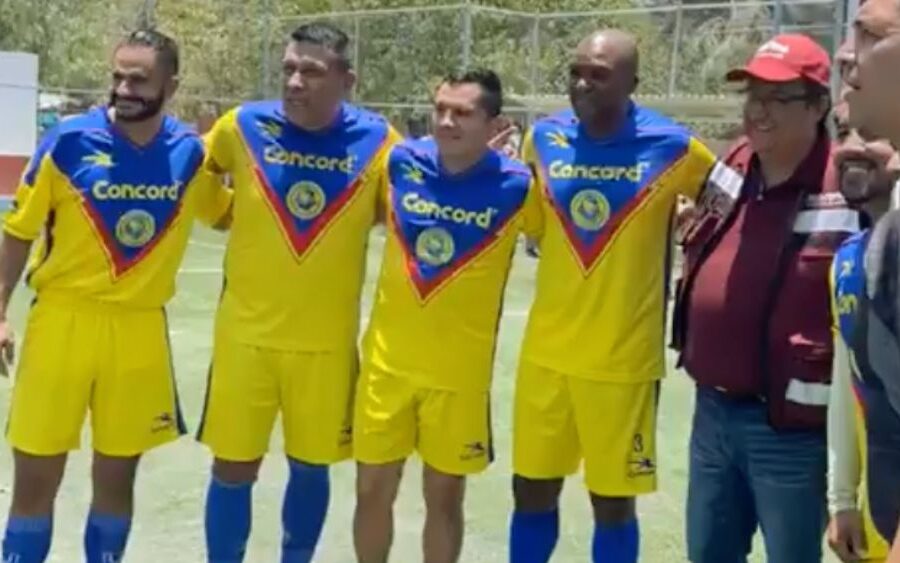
[34,291,162,315]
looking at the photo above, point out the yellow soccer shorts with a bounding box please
[6,294,185,457]
[353,365,492,476]
[198,329,357,464]
[513,360,659,496]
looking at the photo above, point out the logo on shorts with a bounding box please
[415,227,455,266]
[570,189,611,231]
[460,441,487,461]
[115,209,156,248]
[151,412,176,433]
[286,181,327,220]
[627,433,655,477]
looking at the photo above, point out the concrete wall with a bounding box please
[0,52,38,197]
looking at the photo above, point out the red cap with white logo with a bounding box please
[726,33,831,88]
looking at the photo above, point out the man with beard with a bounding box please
[509,30,716,563]
[0,29,232,563]
[839,1,900,560]
[197,23,401,563]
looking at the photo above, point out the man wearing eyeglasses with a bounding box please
[672,34,860,563]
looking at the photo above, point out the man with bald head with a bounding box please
[509,30,716,563]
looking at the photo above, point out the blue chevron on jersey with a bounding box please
[387,138,530,301]
[49,107,203,277]
[530,104,691,273]
[236,100,390,260]
[834,230,869,345]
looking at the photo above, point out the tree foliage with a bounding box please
[0,0,829,121]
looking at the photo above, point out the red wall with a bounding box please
[0,154,27,197]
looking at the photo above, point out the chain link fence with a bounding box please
[19,0,847,141]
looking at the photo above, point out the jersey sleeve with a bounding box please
[828,263,862,514]
[202,108,239,175]
[521,176,544,240]
[373,127,402,224]
[4,130,60,241]
[192,166,234,228]
[677,137,718,200]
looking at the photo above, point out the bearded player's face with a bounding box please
[109,45,173,123]
[281,41,354,127]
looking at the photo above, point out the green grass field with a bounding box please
[0,227,836,562]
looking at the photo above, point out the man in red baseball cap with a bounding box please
[673,33,858,562]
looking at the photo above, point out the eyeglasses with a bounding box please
[739,88,815,111]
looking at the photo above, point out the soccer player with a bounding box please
[352,69,540,563]
[0,29,231,563]
[843,2,900,561]
[198,23,400,563]
[509,30,716,563]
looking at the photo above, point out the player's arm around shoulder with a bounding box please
[198,108,242,230]
[373,132,402,226]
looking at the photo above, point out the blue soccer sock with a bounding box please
[84,511,132,563]
[205,477,253,563]
[592,519,639,563]
[281,459,330,563]
[509,509,559,563]
[2,515,52,563]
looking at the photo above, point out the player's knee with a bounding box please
[356,462,403,508]
[212,457,262,485]
[512,475,563,512]
[423,466,465,514]
[11,451,67,515]
[590,495,635,524]
[91,454,140,512]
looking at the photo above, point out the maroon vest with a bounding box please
[672,135,858,430]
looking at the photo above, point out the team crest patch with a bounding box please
[115,209,156,248]
[286,181,327,220]
[570,189,611,231]
[415,227,455,266]
[236,103,389,262]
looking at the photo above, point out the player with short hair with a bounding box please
[198,23,400,563]
[509,30,716,563]
[352,68,541,563]
[0,29,232,563]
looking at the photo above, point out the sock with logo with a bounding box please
[205,477,253,563]
[2,515,52,563]
[509,509,559,563]
[84,511,132,563]
[592,519,639,563]
[281,459,330,563]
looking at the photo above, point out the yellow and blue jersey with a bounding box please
[832,231,900,552]
[5,107,230,308]
[520,104,716,382]
[204,101,400,351]
[363,138,541,392]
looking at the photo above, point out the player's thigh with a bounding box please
[279,349,357,464]
[418,387,492,476]
[570,378,659,497]
[197,330,280,462]
[7,302,94,456]
[92,310,186,457]
[353,366,417,466]
[512,360,579,479]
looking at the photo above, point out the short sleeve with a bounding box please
[191,167,234,228]
[521,176,544,241]
[4,130,60,241]
[677,137,718,200]
[203,108,239,175]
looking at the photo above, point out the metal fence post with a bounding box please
[260,0,274,98]
[461,0,472,72]
[353,15,361,99]
[774,0,784,34]
[831,0,846,98]
[667,0,683,97]
[528,15,540,124]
